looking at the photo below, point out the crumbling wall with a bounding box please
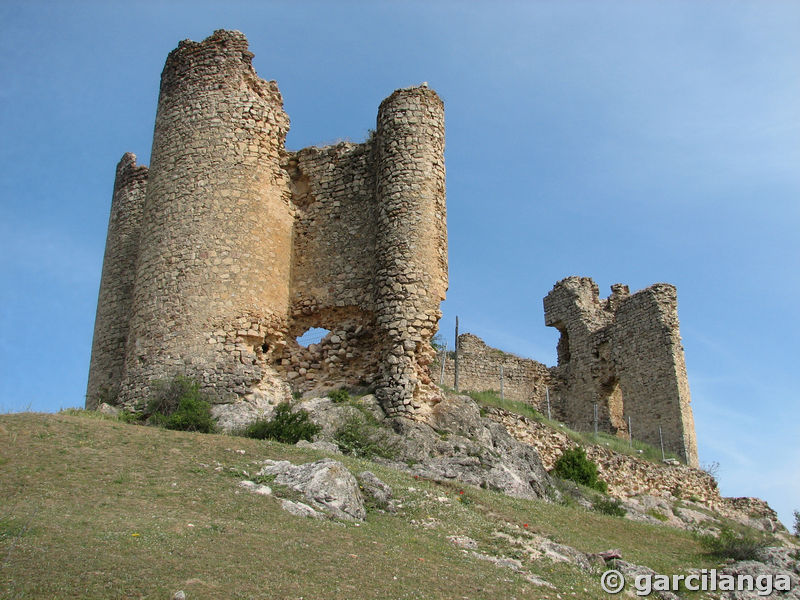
[544,277,698,467]
[436,334,557,414]
[278,142,381,393]
[87,30,448,417]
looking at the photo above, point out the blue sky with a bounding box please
[1,1,797,528]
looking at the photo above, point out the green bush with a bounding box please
[146,375,216,433]
[327,388,350,404]
[793,510,800,537]
[593,496,626,517]
[552,447,607,493]
[696,526,769,561]
[244,403,320,444]
[333,416,397,460]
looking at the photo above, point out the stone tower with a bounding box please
[87,30,448,420]
[544,277,699,467]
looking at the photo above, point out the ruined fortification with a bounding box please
[440,278,698,467]
[87,30,447,417]
[88,30,698,469]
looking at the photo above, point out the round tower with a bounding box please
[374,86,448,415]
[119,30,294,404]
[86,153,148,408]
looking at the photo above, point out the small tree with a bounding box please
[793,510,800,538]
[146,375,216,433]
[552,447,608,493]
[244,403,320,444]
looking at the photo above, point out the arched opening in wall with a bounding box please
[296,327,330,348]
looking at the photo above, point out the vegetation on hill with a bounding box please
[466,389,681,464]
[0,410,724,599]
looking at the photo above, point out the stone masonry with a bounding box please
[436,278,698,467]
[87,30,448,417]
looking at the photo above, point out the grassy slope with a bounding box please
[0,413,717,599]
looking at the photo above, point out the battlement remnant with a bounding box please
[87,30,448,417]
[543,277,698,467]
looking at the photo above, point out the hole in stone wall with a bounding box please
[296,327,330,348]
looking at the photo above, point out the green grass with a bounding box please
[466,390,681,464]
[0,412,720,599]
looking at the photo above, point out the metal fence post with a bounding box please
[593,402,598,436]
[659,425,665,461]
[500,365,504,400]
[453,316,460,393]
[546,386,551,420]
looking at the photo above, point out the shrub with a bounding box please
[793,510,800,538]
[244,403,320,444]
[593,496,626,517]
[552,447,607,493]
[696,526,769,561]
[333,416,397,460]
[327,388,350,404]
[146,375,216,433]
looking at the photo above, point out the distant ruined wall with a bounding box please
[432,278,698,467]
[88,30,447,417]
[544,277,698,467]
[437,334,558,415]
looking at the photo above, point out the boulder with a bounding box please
[259,458,366,521]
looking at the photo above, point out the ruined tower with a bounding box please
[87,30,448,419]
[544,277,698,467]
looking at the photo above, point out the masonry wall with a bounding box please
[485,407,717,505]
[86,153,147,408]
[277,142,382,394]
[88,30,448,417]
[544,277,698,466]
[118,30,294,405]
[436,334,558,415]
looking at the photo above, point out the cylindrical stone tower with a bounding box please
[118,30,294,404]
[374,86,448,415]
[86,153,148,408]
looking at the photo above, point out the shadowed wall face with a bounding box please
[86,153,147,408]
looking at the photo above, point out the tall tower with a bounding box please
[86,153,147,408]
[118,30,294,404]
[374,87,448,415]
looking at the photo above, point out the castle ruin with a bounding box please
[87,30,447,417]
[439,278,698,467]
[88,30,698,467]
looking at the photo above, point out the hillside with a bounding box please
[3,408,792,600]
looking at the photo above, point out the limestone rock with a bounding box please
[280,499,324,519]
[259,458,366,521]
[97,402,120,416]
[295,439,342,454]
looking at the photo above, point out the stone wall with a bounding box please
[436,334,558,415]
[484,406,719,505]
[88,30,447,417]
[86,153,148,408]
[544,277,698,467]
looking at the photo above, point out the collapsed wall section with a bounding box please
[86,153,147,408]
[118,30,293,405]
[437,334,556,413]
[278,142,382,393]
[544,277,698,467]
